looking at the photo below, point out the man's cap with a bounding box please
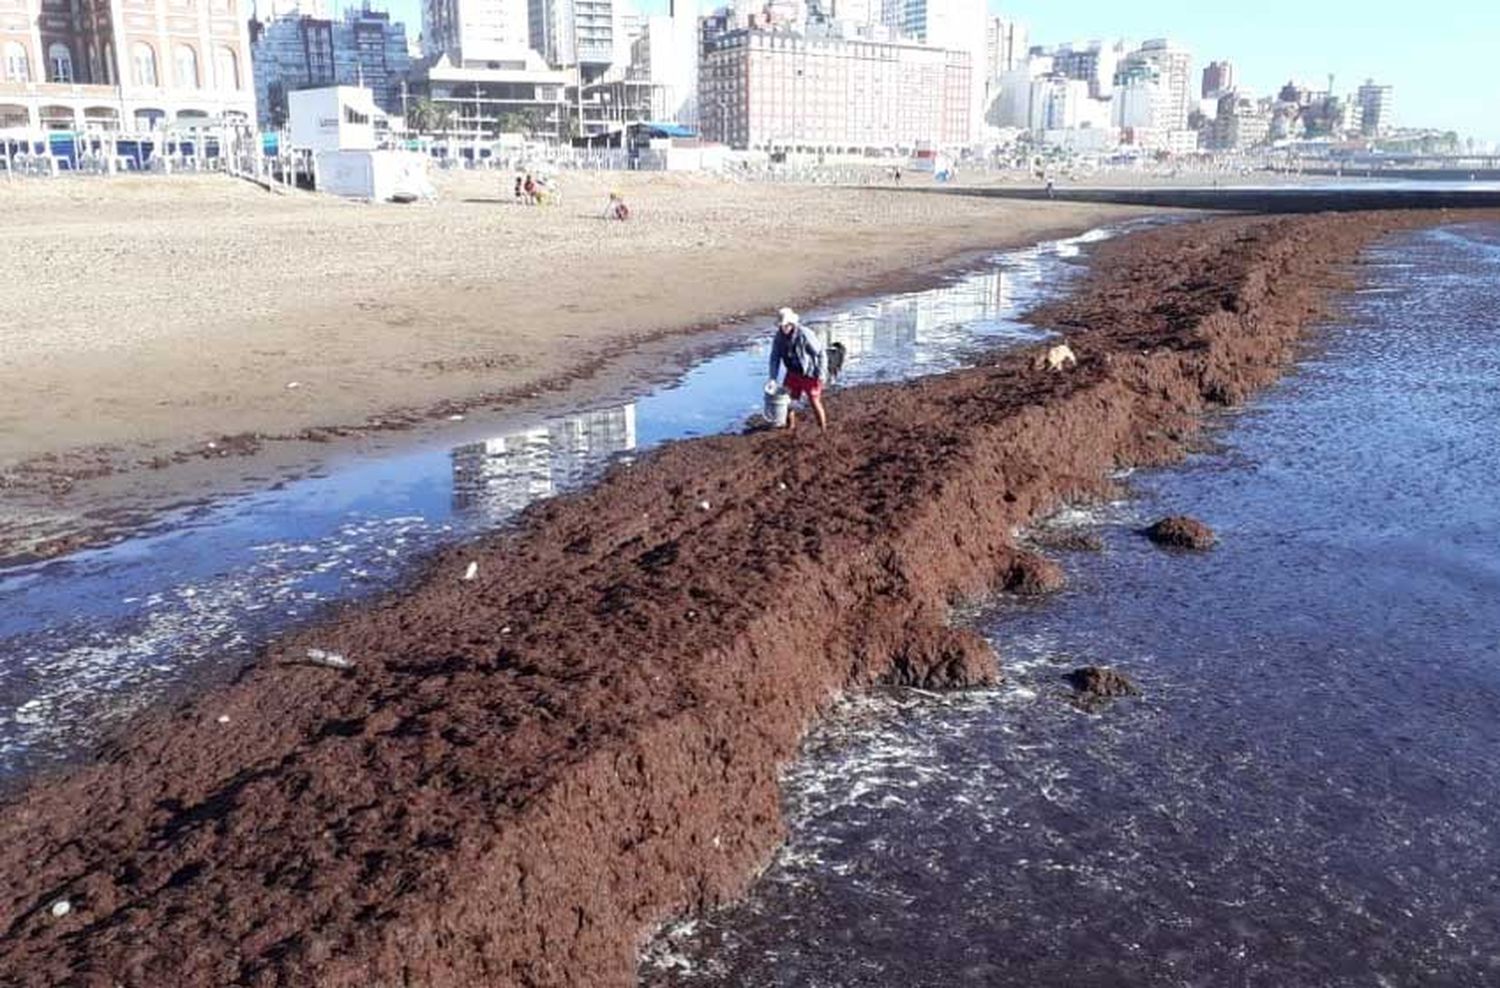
[778,307,799,325]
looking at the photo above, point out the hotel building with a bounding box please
[0,0,254,131]
[700,26,971,151]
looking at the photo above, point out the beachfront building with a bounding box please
[627,12,697,126]
[1117,38,1192,129]
[1202,59,1233,99]
[529,0,615,81]
[417,0,569,137]
[699,25,971,152]
[1356,78,1393,137]
[0,0,253,131]
[251,5,413,128]
[1207,90,1270,150]
[1050,39,1123,99]
[987,50,1048,129]
[877,0,985,140]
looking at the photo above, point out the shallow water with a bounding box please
[0,227,1117,779]
[640,223,1500,987]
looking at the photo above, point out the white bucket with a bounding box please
[764,385,791,427]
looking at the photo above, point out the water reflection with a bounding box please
[0,226,1111,779]
[451,405,638,523]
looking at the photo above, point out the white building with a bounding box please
[629,12,696,126]
[1118,37,1191,129]
[879,0,986,141]
[989,51,1049,129]
[423,0,530,59]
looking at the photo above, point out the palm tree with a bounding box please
[407,97,453,136]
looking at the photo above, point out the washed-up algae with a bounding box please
[2,209,1485,987]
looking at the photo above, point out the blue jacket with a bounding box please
[769,324,827,381]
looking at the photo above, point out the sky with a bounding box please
[372,0,1500,146]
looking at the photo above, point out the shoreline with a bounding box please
[3,208,1493,986]
[0,173,1159,564]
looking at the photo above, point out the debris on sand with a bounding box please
[1144,515,1216,550]
[302,648,354,670]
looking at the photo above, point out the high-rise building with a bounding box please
[1356,78,1392,136]
[983,15,1026,76]
[423,0,531,59]
[630,12,696,125]
[1118,38,1191,129]
[0,0,253,131]
[1201,59,1233,99]
[989,50,1049,129]
[879,0,986,139]
[1209,90,1270,149]
[252,6,413,127]
[529,0,615,75]
[700,26,971,149]
[1052,38,1122,99]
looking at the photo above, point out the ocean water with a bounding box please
[0,226,1125,780]
[640,222,1500,987]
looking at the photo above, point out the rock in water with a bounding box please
[1144,515,1216,550]
[1003,551,1067,595]
[1066,665,1141,699]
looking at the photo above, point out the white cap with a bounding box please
[778,307,799,325]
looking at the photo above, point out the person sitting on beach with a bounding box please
[514,175,524,202]
[603,190,630,221]
[767,307,829,433]
[523,173,538,204]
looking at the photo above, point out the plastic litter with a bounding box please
[698,501,711,511]
[216,715,231,724]
[50,900,70,918]
[304,648,354,670]
[463,561,479,581]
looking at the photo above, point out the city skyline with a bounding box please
[360,0,1496,146]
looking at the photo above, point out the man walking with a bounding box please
[767,307,829,432]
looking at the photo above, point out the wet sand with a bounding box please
[3,208,1493,986]
[0,171,1153,560]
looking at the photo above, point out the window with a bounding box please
[4,42,30,83]
[132,42,157,86]
[214,45,239,90]
[174,44,198,88]
[48,42,73,83]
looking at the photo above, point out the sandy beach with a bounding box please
[2,208,1473,987]
[0,171,1157,555]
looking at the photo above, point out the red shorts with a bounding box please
[784,372,822,400]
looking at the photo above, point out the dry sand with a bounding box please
[1,170,1154,550]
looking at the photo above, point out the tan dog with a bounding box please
[1035,343,1078,372]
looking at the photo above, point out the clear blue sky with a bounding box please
[370,0,1500,146]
